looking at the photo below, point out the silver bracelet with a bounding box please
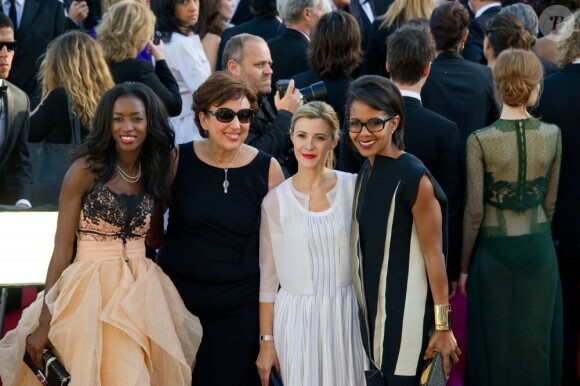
[259,335,274,342]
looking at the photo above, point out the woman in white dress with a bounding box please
[152,0,212,144]
[256,101,367,386]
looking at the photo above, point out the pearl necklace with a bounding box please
[206,141,241,194]
[115,161,141,184]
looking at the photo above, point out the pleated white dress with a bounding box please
[260,171,367,386]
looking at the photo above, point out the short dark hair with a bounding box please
[250,0,278,18]
[387,27,435,85]
[0,13,14,31]
[192,71,259,138]
[346,75,405,150]
[73,82,177,205]
[308,11,362,79]
[151,0,195,36]
[430,2,469,52]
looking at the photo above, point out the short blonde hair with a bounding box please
[290,101,339,169]
[494,48,543,107]
[557,11,580,67]
[40,31,115,129]
[97,0,155,63]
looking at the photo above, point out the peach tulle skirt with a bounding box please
[0,240,202,386]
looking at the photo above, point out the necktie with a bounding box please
[9,0,17,30]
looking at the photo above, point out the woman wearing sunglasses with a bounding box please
[154,71,285,385]
[346,75,460,385]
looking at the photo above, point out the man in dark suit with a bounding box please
[0,14,32,314]
[1,0,67,108]
[268,0,326,95]
[231,0,254,25]
[387,26,463,285]
[535,14,580,384]
[224,33,302,176]
[0,14,31,208]
[217,0,285,70]
[462,0,501,64]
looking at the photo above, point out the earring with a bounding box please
[460,43,465,51]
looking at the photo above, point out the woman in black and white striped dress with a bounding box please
[346,75,461,385]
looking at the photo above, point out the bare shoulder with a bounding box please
[64,157,96,194]
[268,157,285,190]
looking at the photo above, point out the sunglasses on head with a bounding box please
[206,108,254,124]
[0,41,17,52]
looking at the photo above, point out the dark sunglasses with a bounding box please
[0,41,17,52]
[348,116,394,133]
[206,108,254,124]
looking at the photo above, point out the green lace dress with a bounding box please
[461,119,563,386]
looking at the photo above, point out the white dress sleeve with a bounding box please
[166,33,211,97]
[259,191,281,303]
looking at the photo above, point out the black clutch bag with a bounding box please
[270,367,283,386]
[23,349,71,386]
[420,351,447,386]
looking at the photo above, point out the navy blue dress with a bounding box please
[158,142,271,386]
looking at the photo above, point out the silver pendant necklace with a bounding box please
[206,141,241,194]
[115,161,141,184]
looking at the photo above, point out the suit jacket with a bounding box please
[462,5,501,64]
[0,81,32,205]
[403,96,462,280]
[109,59,182,117]
[344,0,372,51]
[268,28,310,96]
[535,64,580,256]
[361,20,397,77]
[246,96,294,176]
[421,51,498,163]
[5,0,67,108]
[216,16,285,71]
[230,0,253,25]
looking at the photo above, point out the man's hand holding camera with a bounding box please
[274,79,302,114]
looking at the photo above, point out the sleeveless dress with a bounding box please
[157,142,271,386]
[259,171,367,386]
[462,119,563,386]
[351,153,449,386]
[0,182,203,386]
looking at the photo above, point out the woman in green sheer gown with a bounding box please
[459,49,563,386]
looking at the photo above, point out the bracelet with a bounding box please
[434,304,451,331]
[259,335,274,342]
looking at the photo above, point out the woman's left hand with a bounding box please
[424,330,461,378]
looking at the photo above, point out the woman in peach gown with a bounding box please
[0,82,202,386]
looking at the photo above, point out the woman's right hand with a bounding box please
[149,39,166,61]
[256,341,280,386]
[26,321,52,369]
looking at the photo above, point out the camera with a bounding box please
[275,79,328,102]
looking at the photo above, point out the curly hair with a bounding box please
[40,31,114,130]
[97,0,156,63]
[494,49,543,107]
[196,0,226,38]
[557,10,580,67]
[73,82,177,205]
[308,11,362,79]
[192,71,259,138]
[291,101,339,168]
[486,14,534,58]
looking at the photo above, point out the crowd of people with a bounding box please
[0,0,578,385]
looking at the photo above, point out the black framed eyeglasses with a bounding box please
[206,108,254,124]
[0,41,17,52]
[347,116,394,133]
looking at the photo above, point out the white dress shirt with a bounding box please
[2,0,24,29]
